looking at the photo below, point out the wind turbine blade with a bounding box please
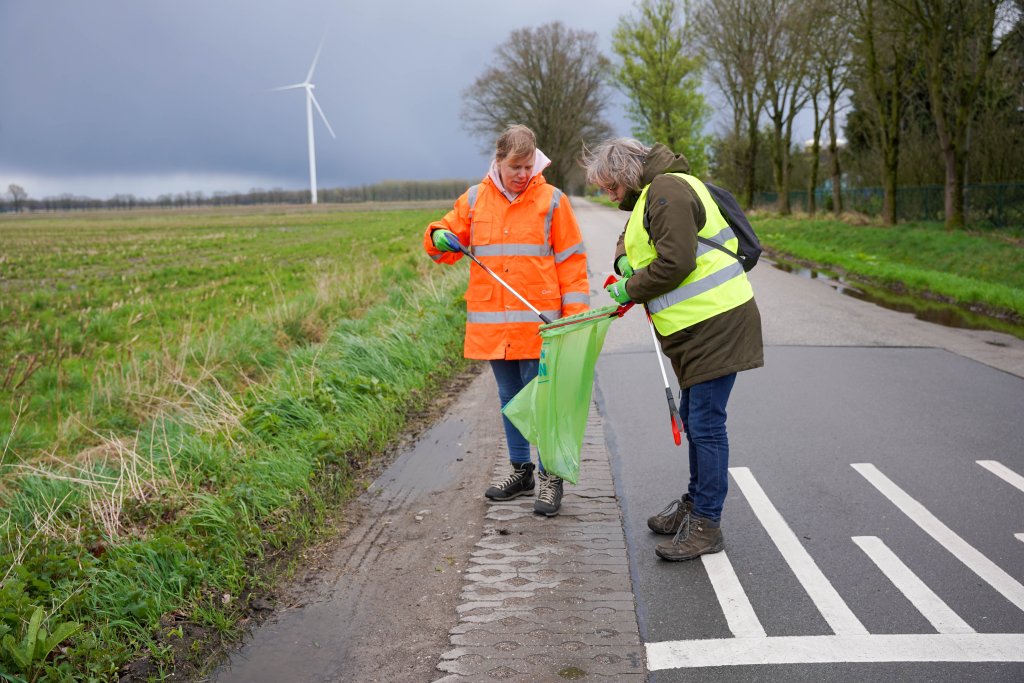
[305,36,326,84]
[269,83,306,91]
[309,91,336,139]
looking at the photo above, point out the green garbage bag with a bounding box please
[501,305,618,484]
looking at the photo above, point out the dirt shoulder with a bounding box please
[203,364,498,683]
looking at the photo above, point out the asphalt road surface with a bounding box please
[575,199,1024,682]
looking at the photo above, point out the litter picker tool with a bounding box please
[604,275,683,446]
[446,234,632,327]
[452,241,554,324]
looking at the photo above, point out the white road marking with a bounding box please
[852,535,974,634]
[977,460,1024,493]
[1016,533,1024,544]
[853,463,1024,613]
[729,467,868,635]
[701,551,766,638]
[646,633,1024,670]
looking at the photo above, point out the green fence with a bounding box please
[754,183,1024,227]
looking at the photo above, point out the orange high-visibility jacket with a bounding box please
[424,173,590,360]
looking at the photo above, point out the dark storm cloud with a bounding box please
[0,0,629,198]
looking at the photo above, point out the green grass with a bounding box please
[0,206,446,464]
[751,213,1024,323]
[0,205,470,680]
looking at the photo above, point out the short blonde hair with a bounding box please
[495,124,537,162]
[581,138,650,192]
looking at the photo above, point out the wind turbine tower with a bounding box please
[272,39,336,204]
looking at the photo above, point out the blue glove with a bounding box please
[606,277,632,304]
[432,229,463,252]
[615,255,634,278]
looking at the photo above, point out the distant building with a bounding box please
[804,137,848,151]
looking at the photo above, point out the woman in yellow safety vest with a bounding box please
[583,138,763,561]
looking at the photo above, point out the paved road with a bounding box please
[574,199,1024,681]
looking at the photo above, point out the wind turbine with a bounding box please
[272,39,336,204]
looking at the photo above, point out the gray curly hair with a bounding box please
[580,138,651,192]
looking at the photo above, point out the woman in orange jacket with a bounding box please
[424,124,590,516]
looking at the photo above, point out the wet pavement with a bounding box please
[436,411,644,682]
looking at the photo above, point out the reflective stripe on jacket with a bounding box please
[624,173,753,335]
[424,173,590,359]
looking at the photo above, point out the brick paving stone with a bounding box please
[434,407,646,682]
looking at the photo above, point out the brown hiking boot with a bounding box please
[647,495,693,534]
[655,515,724,561]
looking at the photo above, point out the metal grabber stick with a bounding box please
[453,242,553,324]
[644,304,684,446]
[604,274,683,446]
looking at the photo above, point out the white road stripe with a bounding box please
[729,467,868,635]
[701,551,766,638]
[977,460,1024,493]
[852,535,974,634]
[853,463,1024,613]
[646,633,1024,670]
[1016,533,1024,544]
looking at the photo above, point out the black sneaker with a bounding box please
[647,495,693,534]
[533,470,563,516]
[485,462,535,500]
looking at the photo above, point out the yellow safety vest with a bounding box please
[624,173,754,335]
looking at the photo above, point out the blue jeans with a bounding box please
[680,373,736,523]
[490,359,544,472]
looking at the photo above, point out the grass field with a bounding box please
[0,203,469,680]
[1,202,451,463]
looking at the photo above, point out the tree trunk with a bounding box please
[943,147,966,231]
[828,102,842,214]
[743,102,759,210]
[809,142,820,215]
[882,141,898,225]
[808,94,821,215]
[779,131,792,215]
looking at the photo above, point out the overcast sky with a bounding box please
[0,1,658,200]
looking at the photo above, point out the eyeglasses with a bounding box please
[600,181,619,195]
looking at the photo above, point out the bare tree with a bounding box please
[891,0,1009,230]
[804,0,854,215]
[851,0,911,224]
[695,0,768,208]
[761,0,813,214]
[461,22,613,191]
[7,184,27,212]
[611,0,710,174]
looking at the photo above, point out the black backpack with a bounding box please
[644,177,761,272]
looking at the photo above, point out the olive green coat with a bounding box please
[614,144,764,389]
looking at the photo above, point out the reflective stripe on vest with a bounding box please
[467,309,561,324]
[624,173,753,335]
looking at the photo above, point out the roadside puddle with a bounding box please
[770,258,1024,340]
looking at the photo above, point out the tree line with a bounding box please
[461,0,1021,229]
[0,179,475,213]
[5,1,1020,228]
